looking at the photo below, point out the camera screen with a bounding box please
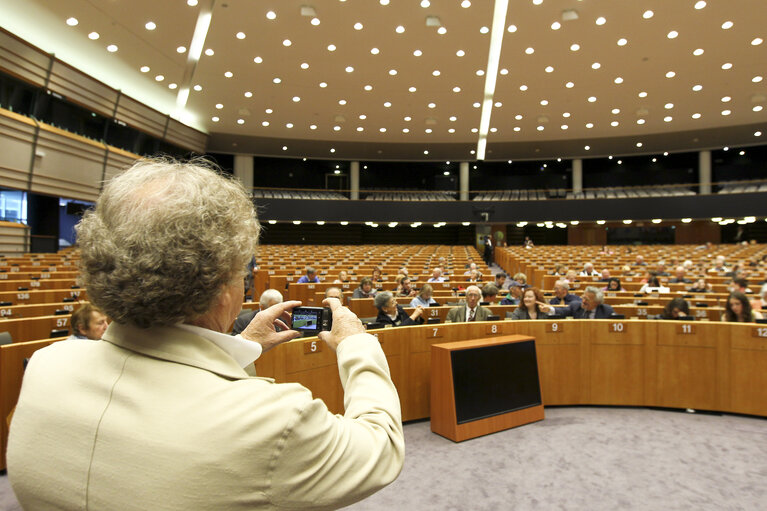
[293,310,321,331]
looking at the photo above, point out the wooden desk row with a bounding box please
[0,288,87,306]
[0,278,78,292]
[3,319,766,469]
[0,301,79,320]
[0,271,79,282]
[0,314,72,343]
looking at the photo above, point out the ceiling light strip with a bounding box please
[476,0,509,160]
[176,0,214,111]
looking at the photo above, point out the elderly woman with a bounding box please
[509,287,554,320]
[353,277,377,298]
[7,159,404,510]
[67,303,108,340]
[722,291,763,322]
[333,270,350,283]
[410,284,438,307]
[374,291,424,327]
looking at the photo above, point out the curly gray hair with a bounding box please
[76,158,260,328]
[374,291,394,310]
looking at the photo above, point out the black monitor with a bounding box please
[486,314,500,321]
[427,317,440,324]
[610,313,626,319]
[450,340,542,424]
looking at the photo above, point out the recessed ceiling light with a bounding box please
[665,71,676,78]
[611,108,620,114]
[461,0,471,7]
[236,32,246,39]
[520,85,528,91]
[551,22,561,30]
[664,116,673,122]
[338,99,347,105]
[637,119,646,124]
[570,44,580,51]
[253,56,263,63]
[177,46,187,53]
[665,103,674,109]
[379,127,387,132]
[721,109,731,116]
[273,77,281,83]
[610,121,619,127]
[756,131,763,137]
[617,38,627,46]
[595,17,606,25]
[721,62,732,70]
[476,69,484,76]
[449,128,456,133]
[694,1,706,8]
[215,103,223,109]
[667,30,678,39]
[721,21,733,29]
[224,71,233,78]
[433,70,441,76]
[266,11,276,20]
[333,126,341,131]
[638,91,648,97]
[310,124,317,130]
[168,83,177,89]
[500,68,509,75]
[614,77,624,84]
[515,114,523,120]
[402,128,409,133]
[425,129,433,133]
[327,44,336,51]
[311,18,320,26]
[437,27,447,35]
[692,84,703,91]
[533,0,543,5]
[419,0,429,6]
[66,17,78,26]
[643,10,654,19]
[585,145,591,150]
[453,87,461,93]
[107,45,118,52]
[753,38,764,46]
[88,32,100,40]
[154,74,164,81]
[140,66,150,73]
[262,121,270,127]
[237,119,245,125]
[588,96,597,102]
[283,39,292,47]
[211,116,219,122]
[721,96,731,102]
[187,0,198,5]
[480,26,489,34]
[428,102,436,108]
[513,127,521,131]
[525,47,534,54]
[319,82,327,87]
[754,105,764,112]
[473,102,481,108]
[494,101,502,107]
[194,84,202,91]
[286,123,293,128]
[383,101,392,107]
[265,108,273,114]
[545,66,554,73]
[562,112,570,118]
[456,50,465,57]
[561,124,568,130]
[408,86,416,92]
[404,116,411,121]
[565,81,574,88]
[359,114,367,120]
[540,99,549,106]
[205,48,214,56]
[330,148,336,153]
[357,127,364,131]
[591,62,601,69]
[345,66,354,73]
[396,25,405,33]
[586,124,594,129]
[753,76,764,83]
[370,47,380,55]
[692,113,702,118]
[354,22,363,30]
[389,69,398,75]
[508,24,517,32]
[413,49,423,57]
[292,96,301,102]
[300,62,309,69]
[636,142,643,148]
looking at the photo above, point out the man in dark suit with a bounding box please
[554,286,615,319]
[549,280,583,306]
[446,285,492,322]
[231,288,283,335]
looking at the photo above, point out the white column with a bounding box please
[699,150,712,195]
[459,162,469,201]
[233,154,253,191]
[350,161,360,200]
[572,158,583,194]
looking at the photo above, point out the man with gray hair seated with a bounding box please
[374,291,424,327]
[554,286,615,319]
[8,158,404,510]
[549,280,582,306]
[231,288,283,335]
[446,285,492,322]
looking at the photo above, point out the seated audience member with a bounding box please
[333,270,350,284]
[325,286,344,301]
[729,277,752,294]
[374,291,424,327]
[687,278,713,293]
[639,271,655,284]
[639,276,670,294]
[600,245,614,256]
[446,285,491,322]
[549,280,582,306]
[7,159,404,510]
[634,255,647,266]
[661,297,691,319]
[67,304,108,340]
[463,262,478,276]
[708,255,728,273]
[464,258,474,269]
[410,284,438,308]
[554,286,616,319]
[669,266,692,284]
[523,236,534,248]
[467,269,481,283]
[500,281,525,305]
[598,269,612,282]
[552,264,567,276]
[510,287,555,320]
[722,291,764,322]
[398,266,409,278]
[512,272,528,286]
[565,269,579,284]
[579,262,600,277]
[620,265,634,277]
[683,259,694,270]
[603,278,624,292]
[397,276,417,297]
[297,266,320,283]
[655,262,671,277]
[371,267,384,282]
[481,283,500,304]
[494,273,507,290]
[750,283,767,312]
[231,288,283,335]
[427,267,446,283]
[353,277,377,298]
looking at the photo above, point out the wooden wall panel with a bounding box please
[0,110,35,190]
[48,61,119,119]
[165,118,207,154]
[0,30,49,87]
[114,95,167,139]
[0,221,29,256]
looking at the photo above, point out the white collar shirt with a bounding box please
[177,323,262,368]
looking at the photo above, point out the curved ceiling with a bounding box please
[1,0,765,160]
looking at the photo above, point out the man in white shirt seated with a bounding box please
[579,262,600,277]
[427,267,447,283]
[446,285,491,322]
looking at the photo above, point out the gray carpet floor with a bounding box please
[1,407,764,510]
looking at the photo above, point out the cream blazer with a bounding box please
[8,322,404,510]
